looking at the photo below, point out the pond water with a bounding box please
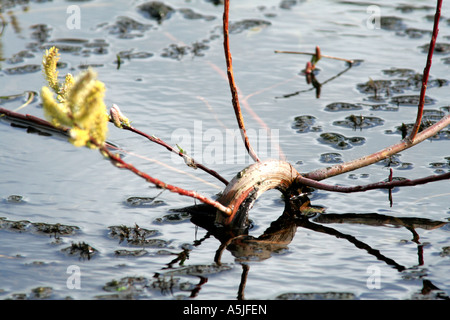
[0,0,449,300]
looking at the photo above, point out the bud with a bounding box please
[110,104,130,128]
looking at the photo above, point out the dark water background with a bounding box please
[0,0,449,300]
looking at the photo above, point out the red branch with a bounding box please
[119,124,229,185]
[98,145,232,215]
[409,0,442,141]
[223,0,260,163]
[297,171,450,194]
[0,107,231,214]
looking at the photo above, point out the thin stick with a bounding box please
[99,144,232,215]
[0,106,228,185]
[297,171,450,194]
[303,0,447,182]
[303,114,450,181]
[274,50,354,64]
[408,0,442,141]
[223,0,260,163]
[119,124,229,185]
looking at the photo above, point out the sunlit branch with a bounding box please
[302,113,450,182]
[117,123,229,185]
[297,171,450,194]
[98,143,232,216]
[409,0,443,141]
[274,49,354,64]
[223,0,260,163]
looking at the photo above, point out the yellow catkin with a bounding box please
[41,86,72,127]
[40,53,109,148]
[42,47,60,94]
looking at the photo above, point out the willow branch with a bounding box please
[0,106,228,185]
[303,114,450,181]
[98,143,232,215]
[223,0,260,163]
[118,124,229,185]
[303,0,448,182]
[274,50,354,64]
[297,171,450,194]
[409,0,442,141]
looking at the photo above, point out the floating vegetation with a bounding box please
[319,152,343,164]
[332,115,384,130]
[324,102,362,112]
[138,1,175,23]
[99,16,153,39]
[114,249,149,257]
[5,286,54,300]
[0,217,80,238]
[161,41,210,60]
[318,132,365,150]
[117,49,154,60]
[108,224,160,245]
[357,69,447,103]
[178,8,215,21]
[385,109,450,140]
[125,196,166,207]
[229,19,271,34]
[30,286,53,299]
[5,194,25,203]
[154,211,191,224]
[429,157,450,174]
[3,64,41,75]
[379,16,407,31]
[374,154,411,169]
[61,242,97,260]
[276,292,356,300]
[163,263,233,277]
[5,50,35,64]
[292,115,320,133]
[419,42,450,55]
[390,95,435,106]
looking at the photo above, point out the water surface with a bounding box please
[0,0,449,300]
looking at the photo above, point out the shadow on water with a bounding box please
[184,195,449,300]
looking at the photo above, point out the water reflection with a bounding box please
[275,60,362,99]
[185,197,448,300]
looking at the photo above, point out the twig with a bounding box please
[303,0,448,182]
[98,143,232,215]
[274,50,354,64]
[223,0,260,163]
[0,106,229,185]
[302,114,450,181]
[409,0,442,141]
[118,124,229,185]
[296,171,450,194]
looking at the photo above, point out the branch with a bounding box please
[98,143,232,215]
[297,171,450,194]
[118,123,229,185]
[274,49,354,65]
[303,114,450,181]
[303,0,448,182]
[223,0,260,163]
[409,0,442,141]
[0,106,229,185]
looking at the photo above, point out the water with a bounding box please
[0,0,449,300]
